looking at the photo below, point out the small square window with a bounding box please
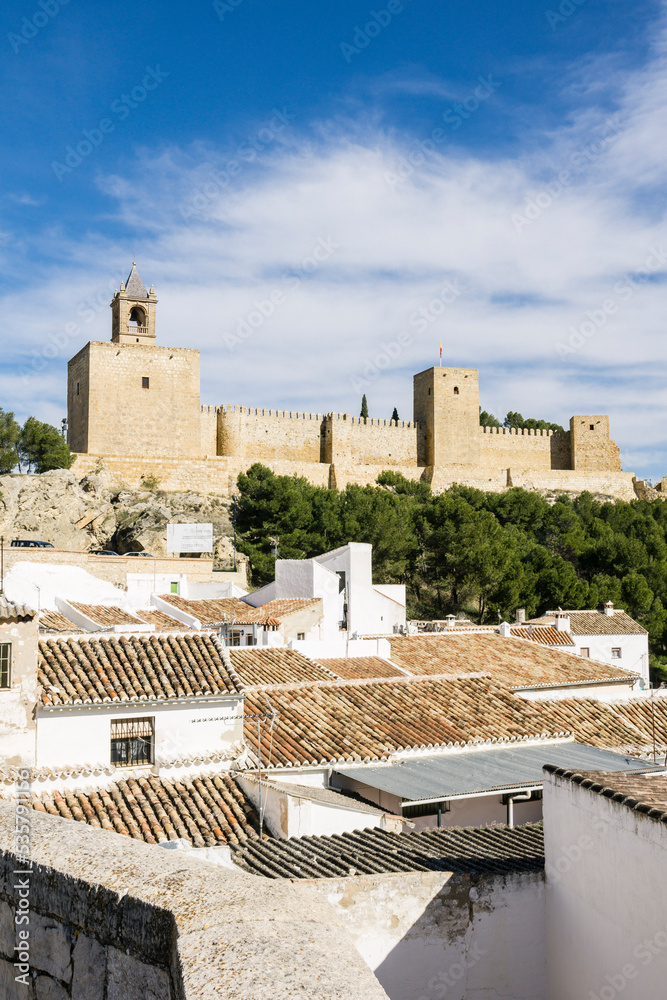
[580,647,590,658]
[142,377,150,389]
[110,717,153,767]
[297,633,305,641]
[611,647,622,658]
[589,424,595,431]
[0,644,11,689]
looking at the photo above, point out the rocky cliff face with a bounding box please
[0,464,237,565]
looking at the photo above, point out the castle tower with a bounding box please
[110,263,157,345]
[67,264,202,459]
[413,367,481,467]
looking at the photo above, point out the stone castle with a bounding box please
[67,264,637,500]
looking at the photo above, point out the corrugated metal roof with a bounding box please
[0,595,36,620]
[333,742,661,803]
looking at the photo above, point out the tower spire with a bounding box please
[110,262,157,345]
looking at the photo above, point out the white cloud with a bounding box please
[5,8,667,479]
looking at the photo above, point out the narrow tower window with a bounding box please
[453,386,459,395]
[142,377,150,389]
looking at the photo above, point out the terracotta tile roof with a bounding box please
[259,598,323,619]
[30,772,265,847]
[385,634,636,689]
[136,609,190,632]
[38,633,239,706]
[316,657,406,680]
[544,768,667,824]
[228,647,336,688]
[158,595,322,627]
[538,697,667,758]
[509,626,575,646]
[68,603,146,627]
[243,676,564,768]
[38,610,84,634]
[530,610,647,636]
[0,596,36,620]
[232,823,545,879]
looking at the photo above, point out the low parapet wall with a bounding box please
[0,803,388,1000]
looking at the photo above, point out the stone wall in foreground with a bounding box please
[0,802,388,1000]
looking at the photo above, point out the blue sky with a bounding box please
[2,0,667,479]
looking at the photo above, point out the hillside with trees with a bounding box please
[235,464,667,681]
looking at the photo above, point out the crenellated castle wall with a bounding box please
[478,425,572,471]
[217,405,324,463]
[322,413,421,467]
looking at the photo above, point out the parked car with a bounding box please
[125,551,153,557]
[10,539,54,549]
[90,550,118,556]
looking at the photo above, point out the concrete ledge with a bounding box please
[0,803,388,999]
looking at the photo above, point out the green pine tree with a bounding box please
[391,407,399,423]
[0,409,20,474]
[19,417,73,474]
[360,395,369,422]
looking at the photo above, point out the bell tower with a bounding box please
[110,262,158,346]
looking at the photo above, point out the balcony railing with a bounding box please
[128,325,149,336]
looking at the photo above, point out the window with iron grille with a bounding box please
[142,376,150,389]
[110,717,154,767]
[611,647,622,658]
[0,644,11,689]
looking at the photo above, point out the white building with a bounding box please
[245,542,406,639]
[35,632,244,772]
[529,603,649,684]
[544,765,667,1000]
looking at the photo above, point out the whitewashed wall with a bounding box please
[518,680,636,702]
[35,696,244,769]
[571,631,648,683]
[317,869,546,1000]
[237,776,397,839]
[544,770,667,1000]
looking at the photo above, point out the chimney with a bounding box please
[499,621,512,637]
[603,601,614,616]
[554,611,570,632]
[445,614,456,629]
[515,608,526,624]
